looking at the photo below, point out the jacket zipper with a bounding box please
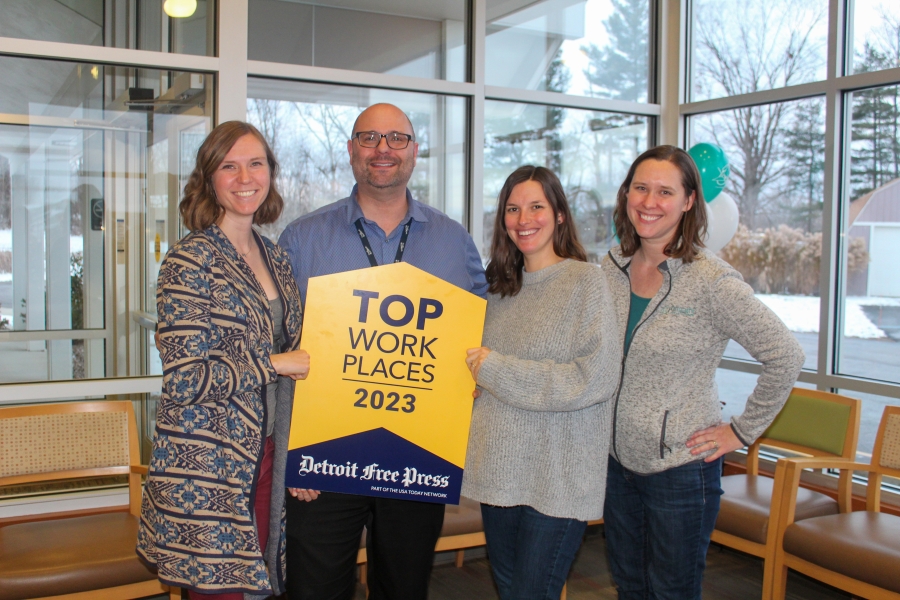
[660,410,670,459]
[609,252,674,466]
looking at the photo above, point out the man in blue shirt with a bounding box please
[278,103,487,600]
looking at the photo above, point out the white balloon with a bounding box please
[704,192,739,253]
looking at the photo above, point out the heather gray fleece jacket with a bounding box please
[462,259,621,521]
[602,247,804,475]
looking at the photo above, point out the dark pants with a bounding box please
[481,504,587,600]
[604,455,723,600]
[285,492,445,600]
[188,436,275,600]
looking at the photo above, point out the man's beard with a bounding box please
[352,156,413,190]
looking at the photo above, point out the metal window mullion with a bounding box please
[658,0,685,146]
[817,374,900,399]
[0,377,162,404]
[719,358,900,398]
[246,61,477,98]
[679,67,900,117]
[484,86,660,117]
[0,36,218,72]
[680,80,833,115]
[469,0,487,252]
[0,329,108,343]
[818,0,845,387]
[217,0,248,122]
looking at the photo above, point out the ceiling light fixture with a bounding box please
[163,0,197,18]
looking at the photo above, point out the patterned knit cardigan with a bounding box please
[137,224,303,596]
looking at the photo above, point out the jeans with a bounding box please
[481,504,587,600]
[604,455,723,600]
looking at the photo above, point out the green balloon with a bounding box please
[688,143,730,202]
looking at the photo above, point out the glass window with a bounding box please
[246,78,468,238]
[839,84,900,385]
[836,389,896,461]
[716,368,759,426]
[0,0,215,56]
[688,97,826,371]
[0,55,213,384]
[847,0,900,75]
[485,0,651,101]
[689,0,827,102]
[248,0,468,82]
[715,369,816,436]
[483,100,650,260]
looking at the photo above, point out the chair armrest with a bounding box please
[777,456,868,472]
[131,465,149,476]
[772,457,873,534]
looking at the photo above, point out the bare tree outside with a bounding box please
[691,0,827,231]
[248,99,357,240]
[483,101,648,260]
[247,91,468,241]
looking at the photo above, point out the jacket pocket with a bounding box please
[659,410,670,459]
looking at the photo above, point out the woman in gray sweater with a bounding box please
[601,145,804,600]
[462,165,621,600]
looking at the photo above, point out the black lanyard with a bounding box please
[355,217,412,267]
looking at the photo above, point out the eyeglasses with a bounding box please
[352,131,415,150]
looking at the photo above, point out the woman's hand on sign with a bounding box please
[288,488,320,502]
[466,347,491,381]
[272,349,311,380]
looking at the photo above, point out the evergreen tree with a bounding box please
[582,0,649,102]
[541,49,570,173]
[850,44,900,199]
[783,100,825,232]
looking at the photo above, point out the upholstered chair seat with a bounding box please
[0,401,178,600]
[717,474,839,544]
[0,513,156,600]
[770,405,900,600]
[710,388,861,599]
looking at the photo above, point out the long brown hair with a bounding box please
[180,121,284,231]
[613,145,707,262]
[485,165,587,297]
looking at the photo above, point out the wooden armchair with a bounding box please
[711,388,860,595]
[770,404,900,600]
[0,401,178,600]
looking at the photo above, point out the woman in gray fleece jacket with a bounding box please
[601,146,804,600]
[462,165,621,600]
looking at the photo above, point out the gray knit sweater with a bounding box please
[461,259,622,521]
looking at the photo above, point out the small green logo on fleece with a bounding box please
[659,306,695,317]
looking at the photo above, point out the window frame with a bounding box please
[681,0,900,460]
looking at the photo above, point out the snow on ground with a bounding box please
[757,294,900,339]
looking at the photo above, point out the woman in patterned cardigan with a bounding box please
[137,121,309,599]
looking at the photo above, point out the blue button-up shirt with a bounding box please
[278,185,488,304]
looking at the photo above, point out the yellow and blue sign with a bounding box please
[286,262,487,504]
